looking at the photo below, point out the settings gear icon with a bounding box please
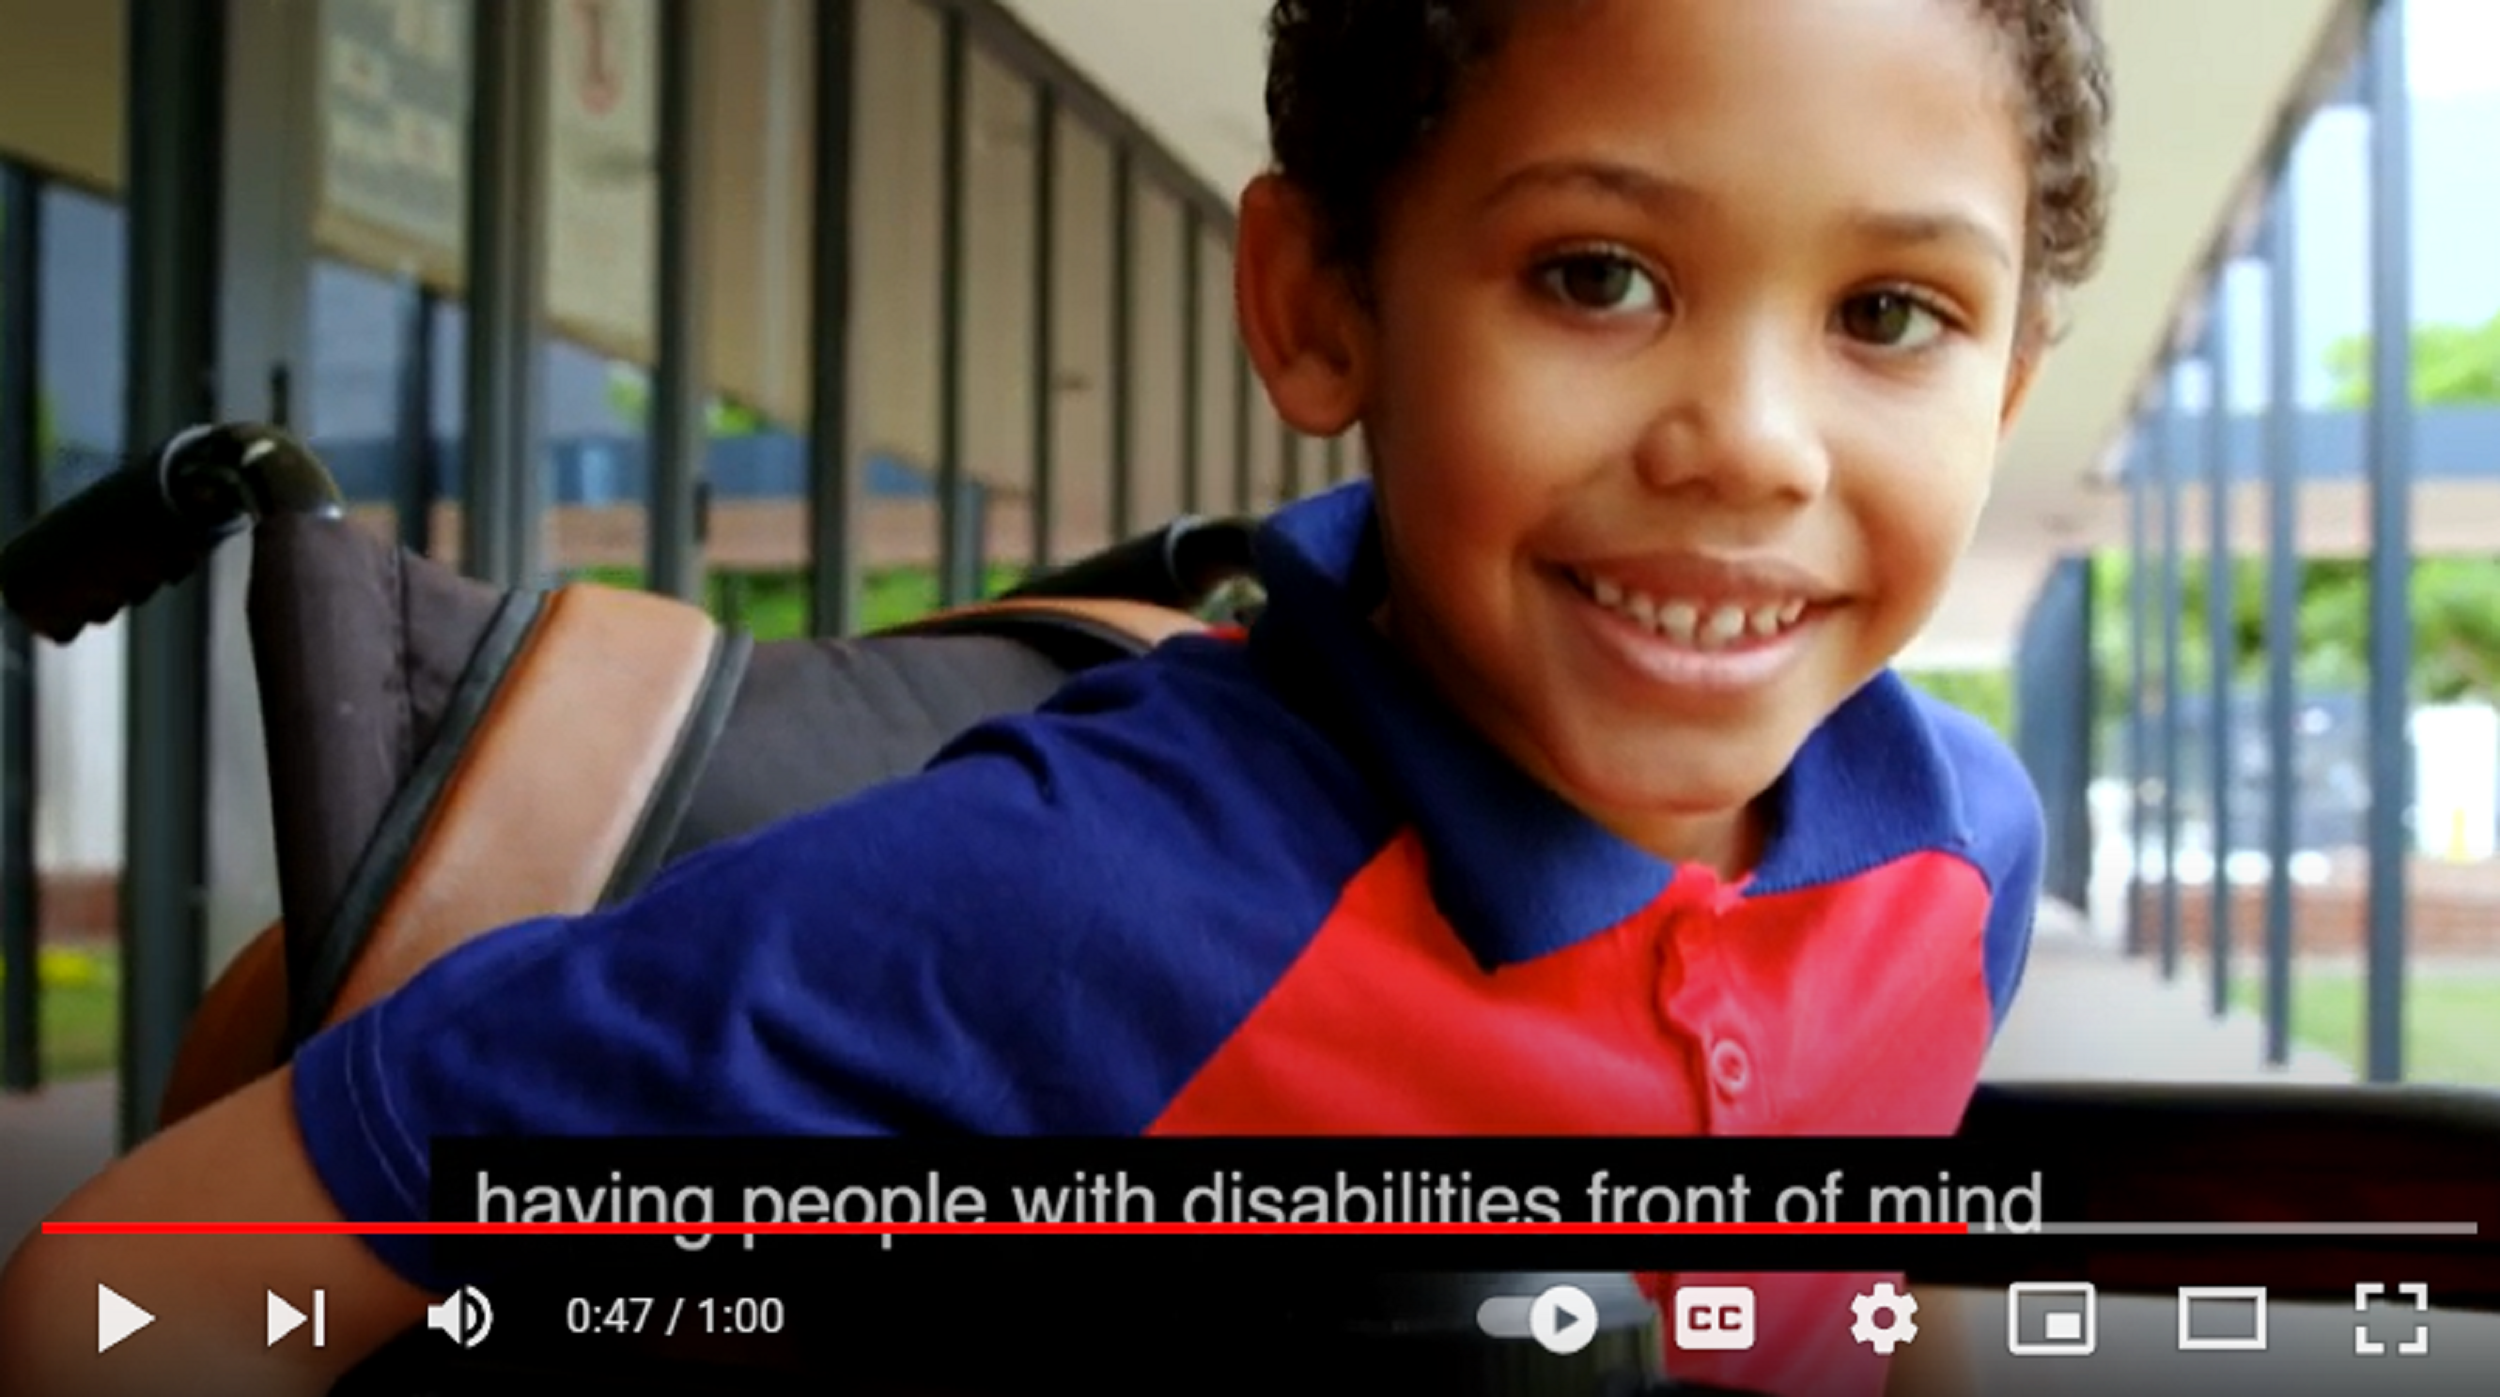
[1850,1282,1920,1354]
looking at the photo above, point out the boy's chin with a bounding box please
[1539,731,1798,852]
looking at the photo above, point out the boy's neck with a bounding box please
[1370,600,1769,882]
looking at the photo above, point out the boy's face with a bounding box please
[1248,0,2040,868]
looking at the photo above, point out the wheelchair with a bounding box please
[2,424,2495,1396]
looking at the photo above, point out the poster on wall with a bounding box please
[315,0,659,359]
[545,0,659,354]
[317,0,468,268]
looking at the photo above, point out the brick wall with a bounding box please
[2127,856,2500,956]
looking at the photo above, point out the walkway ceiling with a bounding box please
[1003,0,2381,668]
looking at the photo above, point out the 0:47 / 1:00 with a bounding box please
[564,1296,787,1336]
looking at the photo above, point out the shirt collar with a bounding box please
[1245,481,1974,970]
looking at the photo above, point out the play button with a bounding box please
[1528,1283,1597,1355]
[97,1284,153,1353]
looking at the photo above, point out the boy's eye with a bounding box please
[1537,252,1661,314]
[1836,291,1947,350]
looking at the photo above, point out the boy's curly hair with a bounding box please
[1265,0,2113,322]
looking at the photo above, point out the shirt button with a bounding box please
[1709,1040,1752,1096]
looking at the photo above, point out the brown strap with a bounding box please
[886,596,1208,650]
[158,920,288,1129]
[323,584,722,1027]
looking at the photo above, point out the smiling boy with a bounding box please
[0,2,2111,1395]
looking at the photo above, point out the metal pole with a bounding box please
[1029,87,1057,569]
[2361,0,2414,1083]
[0,160,40,1092]
[391,274,438,558]
[649,0,712,602]
[2157,369,2186,981]
[120,0,224,1143]
[1180,207,1203,517]
[1232,339,1254,514]
[2204,306,2236,1017]
[1279,421,1301,500]
[807,0,862,635]
[936,8,974,605]
[2261,196,2302,1066]
[2126,442,2150,958]
[461,0,553,588]
[1108,147,1136,539]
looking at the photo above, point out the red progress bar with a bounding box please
[47,1221,1967,1236]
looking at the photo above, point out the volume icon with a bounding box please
[425,1287,494,1348]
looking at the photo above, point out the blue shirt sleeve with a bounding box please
[287,644,1388,1291]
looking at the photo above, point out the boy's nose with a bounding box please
[1630,328,1831,507]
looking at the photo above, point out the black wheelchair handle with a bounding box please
[1003,514,1259,615]
[0,422,342,643]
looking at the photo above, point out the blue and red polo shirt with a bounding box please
[291,480,2041,1397]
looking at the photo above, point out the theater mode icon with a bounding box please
[1673,1286,1757,1351]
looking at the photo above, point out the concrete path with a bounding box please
[1984,900,2357,1084]
[0,1075,116,1254]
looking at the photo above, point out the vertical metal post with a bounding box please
[121,0,224,1143]
[1180,207,1203,517]
[1108,147,1136,539]
[649,0,711,601]
[808,0,862,636]
[1029,87,1058,569]
[2362,0,2414,1083]
[2204,305,2235,1017]
[1279,421,1301,499]
[935,9,974,605]
[2071,555,2099,908]
[462,0,553,587]
[1326,434,1345,485]
[392,274,439,558]
[2125,449,2150,957]
[0,160,40,1092]
[2261,195,2302,1066]
[1232,341,1254,514]
[2157,369,2186,981]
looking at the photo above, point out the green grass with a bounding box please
[2228,970,2500,1086]
[571,565,1030,642]
[2,944,119,1081]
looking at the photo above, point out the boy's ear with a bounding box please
[1235,174,1369,436]
[1998,343,2045,434]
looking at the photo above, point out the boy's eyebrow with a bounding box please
[1481,158,2016,271]
[1840,205,2017,272]
[1480,158,1703,217]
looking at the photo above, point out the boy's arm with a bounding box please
[0,1067,430,1397]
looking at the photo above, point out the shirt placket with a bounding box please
[1654,870,1769,1134]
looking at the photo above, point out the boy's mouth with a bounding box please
[1563,567,1822,651]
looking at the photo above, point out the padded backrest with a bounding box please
[159,514,1206,1127]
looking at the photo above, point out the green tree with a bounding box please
[2324,309,2500,407]
[602,365,772,438]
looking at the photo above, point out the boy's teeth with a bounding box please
[1575,570,1814,649]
